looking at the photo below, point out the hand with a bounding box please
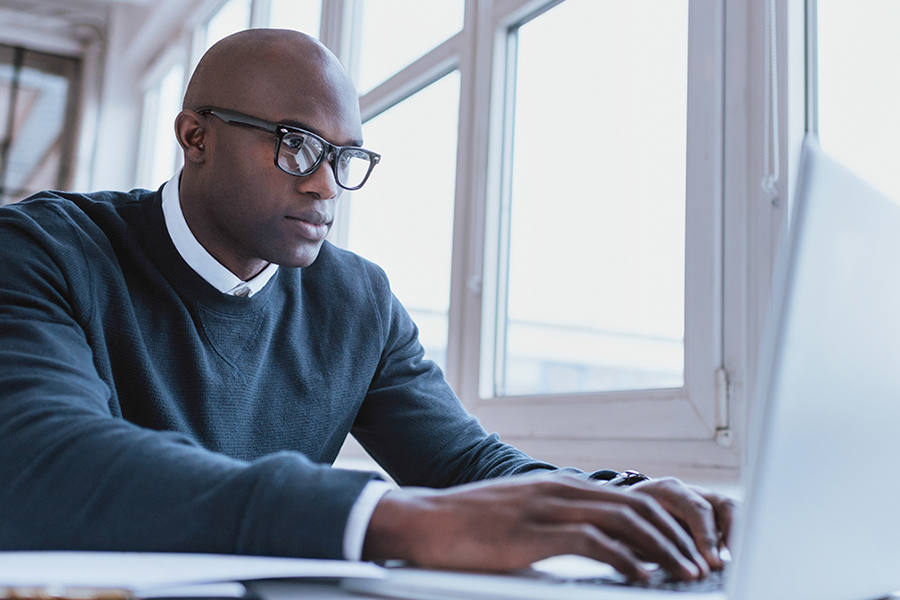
[627,477,736,571]
[362,474,716,582]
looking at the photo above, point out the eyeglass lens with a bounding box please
[277,131,373,189]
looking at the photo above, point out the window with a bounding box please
[270,0,321,38]
[136,60,185,190]
[495,0,688,397]
[204,0,252,51]
[464,0,726,460]
[354,0,464,94]
[0,45,79,205]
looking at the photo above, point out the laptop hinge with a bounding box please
[714,367,732,447]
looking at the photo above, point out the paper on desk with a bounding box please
[139,582,248,599]
[0,552,385,595]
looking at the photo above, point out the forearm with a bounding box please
[0,402,376,557]
[0,322,376,558]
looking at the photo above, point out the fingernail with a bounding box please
[682,560,700,580]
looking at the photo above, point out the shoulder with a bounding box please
[7,188,155,210]
[1,188,156,234]
[0,188,159,276]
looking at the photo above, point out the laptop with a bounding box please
[342,138,900,600]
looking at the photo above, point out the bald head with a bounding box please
[183,29,360,129]
[173,29,365,278]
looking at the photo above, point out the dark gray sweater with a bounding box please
[0,189,564,558]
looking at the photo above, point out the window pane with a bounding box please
[499,0,688,396]
[0,47,12,147]
[4,68,68,200]
[0,48,78,205]
[345,72,460,371]
[816,1,900,204]
[270,0,321,38]
[205,0,251,51]
[356,0,464,94]
[137,62,185,189]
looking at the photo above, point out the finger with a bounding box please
[701,491,736,549]
[616,493,711,577]
[534,522,651,583]
[538,499,702,581]
[524,478,709,577]
[674,488,725,569]
[633,480,723,570]
[592,502,703,581]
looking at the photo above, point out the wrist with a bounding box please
[361,488,435,563]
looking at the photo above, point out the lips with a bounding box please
[285,211,331,241]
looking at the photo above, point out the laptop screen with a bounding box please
[729,138,900,600]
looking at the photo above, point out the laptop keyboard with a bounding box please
[575,566,727,593]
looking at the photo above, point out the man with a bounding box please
[0,29,732,583]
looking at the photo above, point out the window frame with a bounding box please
[473,0,723,427]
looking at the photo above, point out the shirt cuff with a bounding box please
[343,480,393,561]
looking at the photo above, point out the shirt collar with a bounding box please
[161,170,278,297]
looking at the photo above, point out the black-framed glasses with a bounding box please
[197,106,381,191]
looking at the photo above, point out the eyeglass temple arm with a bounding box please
[197,107,278,135]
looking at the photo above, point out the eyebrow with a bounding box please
[278,118,364,148]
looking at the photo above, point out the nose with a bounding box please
[296,156,340,200]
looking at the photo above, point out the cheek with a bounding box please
[212,131,277,186]
[211,164,283,221]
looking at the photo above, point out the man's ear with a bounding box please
[175,110,207,164]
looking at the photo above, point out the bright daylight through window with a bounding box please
[495,0,689,396]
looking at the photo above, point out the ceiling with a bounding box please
[0,0,155,53]
[0,0,153,17]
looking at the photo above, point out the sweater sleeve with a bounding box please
[350,263,580,488]
[0,202,378,558]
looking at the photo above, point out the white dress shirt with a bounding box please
[160,171,392,560]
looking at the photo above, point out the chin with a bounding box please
[282,244,325,269]
[263,235,328,268]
